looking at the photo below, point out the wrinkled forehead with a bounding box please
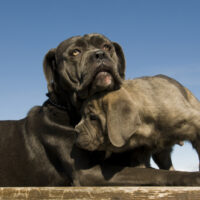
[83,33,111,46]
[56,34,111,56]
[82,92,106,115]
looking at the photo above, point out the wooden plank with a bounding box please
[0,187,200,200]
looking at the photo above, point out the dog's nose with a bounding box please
[95,50,105,60]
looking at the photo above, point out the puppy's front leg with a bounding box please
[152,147,174,170]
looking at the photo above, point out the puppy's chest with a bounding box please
[129,125,174,150]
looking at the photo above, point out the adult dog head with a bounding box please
[43,33,125,108]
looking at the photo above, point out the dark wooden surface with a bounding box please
[0,187,200,200]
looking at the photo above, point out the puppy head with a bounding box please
[75,88,141,152]
[75,94,106,151]
[43,33,126,106]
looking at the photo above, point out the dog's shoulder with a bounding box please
[27,106,43,117]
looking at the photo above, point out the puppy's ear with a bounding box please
[106,89,140,147]
[43,48,56,92]
[112,42,126,79]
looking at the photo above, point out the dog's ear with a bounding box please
[112,42,126,79]
[43,48,56,92]
[106,89,140,147]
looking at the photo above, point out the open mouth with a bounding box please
[94,70,113,86]
[77,64,122,93]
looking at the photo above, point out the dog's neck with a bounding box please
[46,92,70,111]
[45,91,81,126]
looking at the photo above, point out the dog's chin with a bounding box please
[94,71,113,87]
[90,71,115,94]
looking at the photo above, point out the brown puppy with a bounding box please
[76,75,200,170]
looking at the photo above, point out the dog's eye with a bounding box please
[103,44,111,51]
[89,114,98,121]
[72,49,81,56]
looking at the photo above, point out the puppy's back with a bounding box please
[124,75,199,106]
[120,75,200,122]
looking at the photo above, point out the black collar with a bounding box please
[46,93,69,111]
[45,93,82,126]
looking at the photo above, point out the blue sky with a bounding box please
[0,0,200,171]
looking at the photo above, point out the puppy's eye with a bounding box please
[89,114,98,121]
[103,44,111,51]
[72,49,81,56]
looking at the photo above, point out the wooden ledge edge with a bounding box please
[0,187,200,200]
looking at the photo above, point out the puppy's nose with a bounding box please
[95,50,105,60]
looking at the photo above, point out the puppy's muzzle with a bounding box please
[75,122,101,151]
[75,123,92,149]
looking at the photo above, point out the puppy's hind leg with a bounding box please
[190,112,200,171]
[191,139,200,171]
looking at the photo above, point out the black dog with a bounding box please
[0,33,200,186]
